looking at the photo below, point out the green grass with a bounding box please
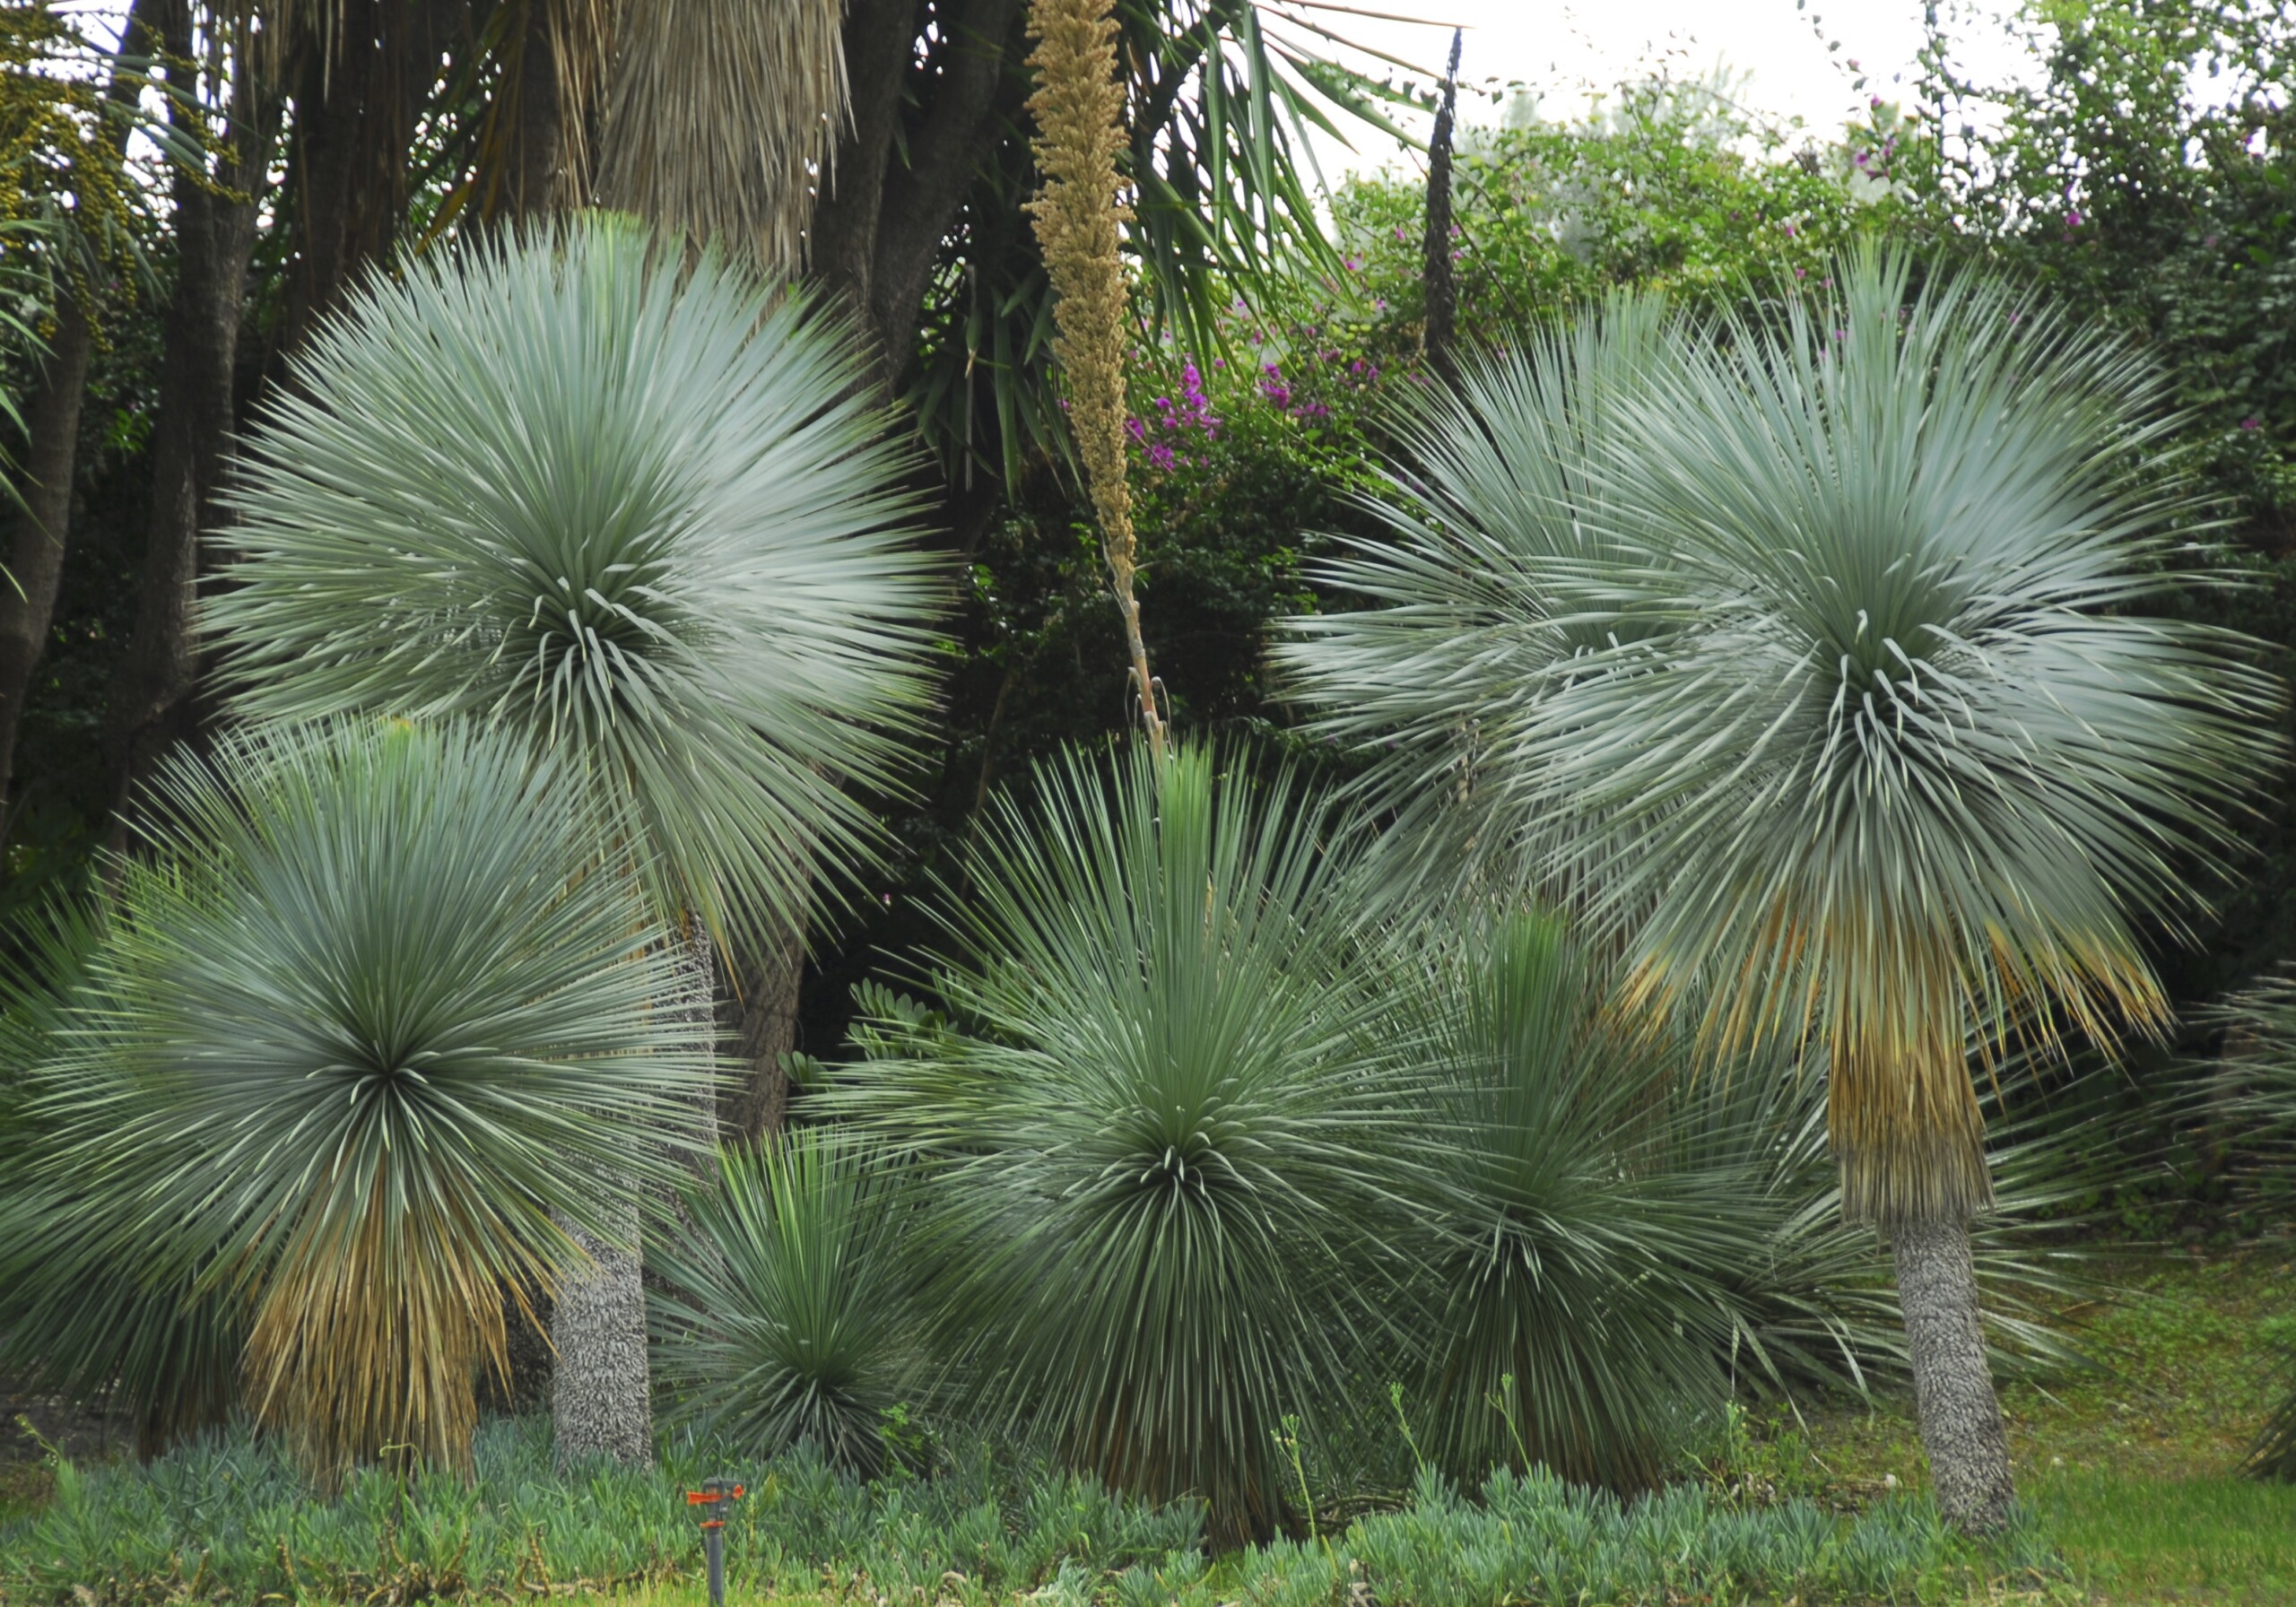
[1795,1246,2296,1605]
[2026,1466,2296,1604]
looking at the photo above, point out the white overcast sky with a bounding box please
[65,0,2037,182]
[1274,0,2032,178]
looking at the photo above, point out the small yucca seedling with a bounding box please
[650,1131,922,1478]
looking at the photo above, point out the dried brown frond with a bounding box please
[1624,889,2170,1229]
[1026,0,1164,758]
[590,0,846,275]
[242,1163,553,1490]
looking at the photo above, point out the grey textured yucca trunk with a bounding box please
[1891,1215,2015,1533]
[550,918,720,1465]
[550,1206,652,1463]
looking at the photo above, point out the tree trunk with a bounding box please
[722,914,807,1142]
[549,1204,650,1464]
[0,0,155,825]
[508,0,564,222]
[103,0,280,832]
[1891,1214,2015,1533]
[1420,29,1461,387]
[548,914,718,1464]
[810,0,1028,387]
[0,295,96,822]
[681,913,726,1163]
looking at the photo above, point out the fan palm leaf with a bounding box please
[823,741,1398,1543]
[202,217,944,958]
[12,720,714,1484]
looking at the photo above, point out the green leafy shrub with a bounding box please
[650,1132,924,1478]
[1318,74,1904,372]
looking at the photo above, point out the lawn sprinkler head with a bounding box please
[685,1475,744,1607]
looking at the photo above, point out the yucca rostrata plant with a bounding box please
[828,743,1390,1542]
[1285,249,2282,1532]
[7,720,712,1485]
[203,218,941,1465]
[1027,0,1164,756]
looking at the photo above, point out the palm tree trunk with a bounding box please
[1891,1214,2014,1533]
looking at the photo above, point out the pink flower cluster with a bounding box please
[1126,359,1221,472]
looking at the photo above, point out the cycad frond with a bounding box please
[204,219,944,957]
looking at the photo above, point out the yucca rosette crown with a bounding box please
[1288,251,2282,1223]
[204,219,943,949]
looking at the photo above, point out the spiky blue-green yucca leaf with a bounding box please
[824,743,1396,1543]
[2205,973,2296,1480]
[650,1131,921,1479]
[1378,914,2088,1489]
[0,898,245,1450]
[5,720,714,1482]
[202,218,943,953]
[1272,291,1691,908]
[1385,911,1739,1491]
[1288,249,2282,1225]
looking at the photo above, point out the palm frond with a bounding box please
[592,0,847,274]
[202,218,945,959]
